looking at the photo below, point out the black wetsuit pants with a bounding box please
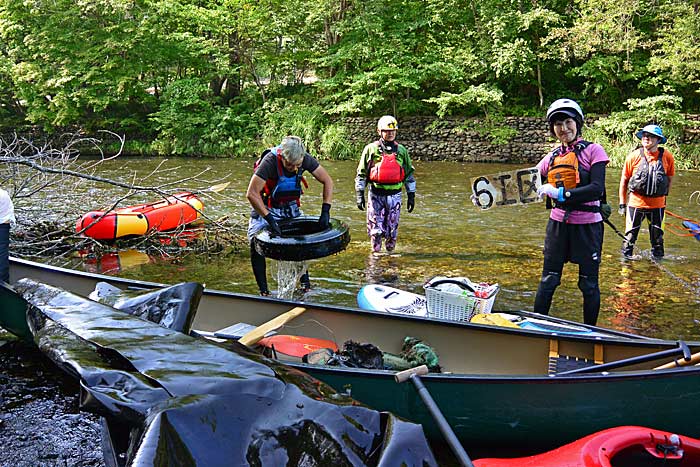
[250,239,310,295]
[622,206,665,258]
[533,220,603,326]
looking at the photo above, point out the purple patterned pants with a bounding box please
[367,191,402,252]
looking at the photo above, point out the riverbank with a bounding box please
[0,332,104,467]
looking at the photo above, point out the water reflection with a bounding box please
[80,249,155,274]
[364,253,403,285]
[25,157,700,341]
[608,262,662,336]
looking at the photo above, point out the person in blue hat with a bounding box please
[618,124,676,258]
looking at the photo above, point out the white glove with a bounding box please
[537,183,562,200]
[470,194,479,207]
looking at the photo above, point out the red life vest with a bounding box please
[255,149,308,208]
[368,142,405,184]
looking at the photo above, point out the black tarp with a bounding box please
[14,278,437,466]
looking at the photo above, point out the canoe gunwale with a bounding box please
[291,359,700,382]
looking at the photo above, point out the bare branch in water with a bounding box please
[1,132,246,259]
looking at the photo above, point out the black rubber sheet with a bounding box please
[15,278,437,466]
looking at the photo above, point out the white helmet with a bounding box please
[546,99,584,126]
[377,115,398,131]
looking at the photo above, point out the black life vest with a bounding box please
[627,148,669,198]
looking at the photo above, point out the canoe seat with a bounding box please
[548,355,598,375]
[548,339,601,375]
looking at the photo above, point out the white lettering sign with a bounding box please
[471,167,542,210]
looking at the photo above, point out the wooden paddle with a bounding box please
[207,182,231,193]
[395,365,475,467]
[238,306,306,347]
[654,350,700,370]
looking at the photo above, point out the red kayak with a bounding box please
[76,192,203,240]
[474,426,700,466]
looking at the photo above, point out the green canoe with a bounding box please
[0,281,31,339]
[7,256,700,449]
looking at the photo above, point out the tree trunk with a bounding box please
[222,32,241,104]
[537,62,543,108]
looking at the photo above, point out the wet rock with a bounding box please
[0,337,104,467]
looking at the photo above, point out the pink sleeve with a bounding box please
[586,143,610,166]
[536,154,551,175]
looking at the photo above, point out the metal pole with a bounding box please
[395,365,475,467]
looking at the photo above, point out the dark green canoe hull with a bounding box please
[299,363,700,449]
[0,282,31,340]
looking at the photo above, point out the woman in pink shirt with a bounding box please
[534,99,610,326]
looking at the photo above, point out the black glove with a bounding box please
[319,203,331,229]
[618,204,626,216]
[263,213,281,236]
[356,190,365,211]
[600,203,611,221]
[407,192,415,213]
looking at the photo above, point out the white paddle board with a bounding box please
[357,284,428,317]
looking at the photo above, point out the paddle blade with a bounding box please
[208,182,231,193]
[238,306,306,347]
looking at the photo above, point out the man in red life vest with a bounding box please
[618,124,675,259]
[355,116,416,253]
[246,136,333,296]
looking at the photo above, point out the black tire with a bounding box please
[254,216,351,261]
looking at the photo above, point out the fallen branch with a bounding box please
[2,132,247,259]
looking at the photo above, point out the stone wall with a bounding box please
[682,114,700,144]
[340,116,700,163]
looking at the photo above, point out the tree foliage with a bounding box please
[0,0,698,157]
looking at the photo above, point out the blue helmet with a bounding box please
[636,124,667,144]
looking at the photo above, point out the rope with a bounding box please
[666,209,700,225]
[666,223,697,238]
[650,256,700,296]
[665,210,700,238]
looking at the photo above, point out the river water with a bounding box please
[24,157,700,341]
